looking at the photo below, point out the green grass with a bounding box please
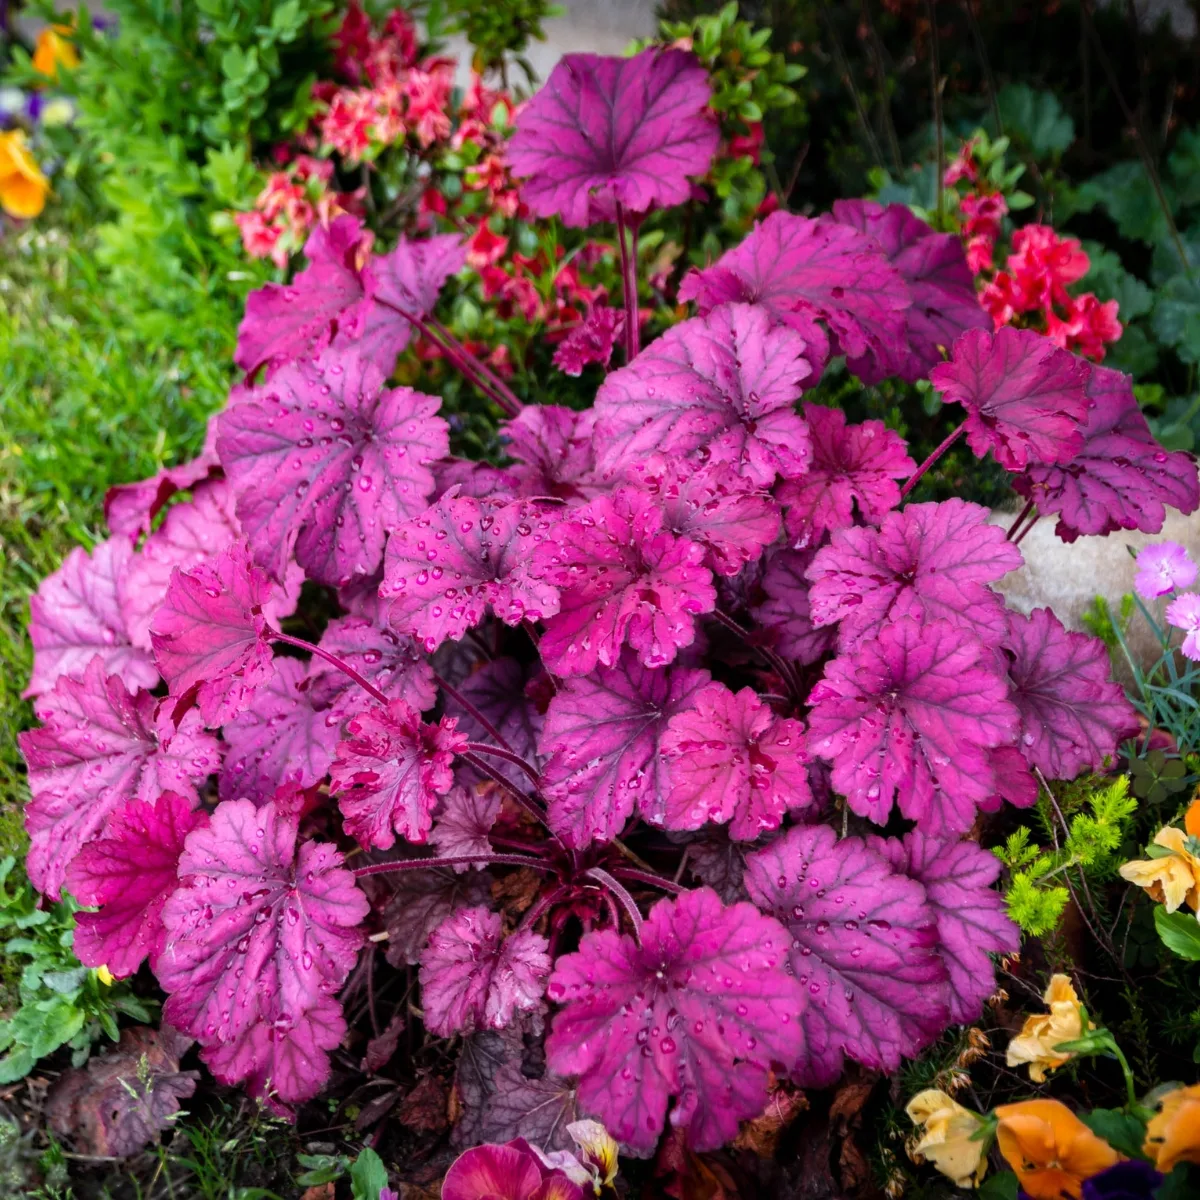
[0,220,241,874]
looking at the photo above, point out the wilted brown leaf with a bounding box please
[732,1082,808,1157]
[491,866,542,918]
[397,1074,448,1133]
[300,1185,335,1200]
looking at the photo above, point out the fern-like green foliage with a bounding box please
[996,776,1138,937]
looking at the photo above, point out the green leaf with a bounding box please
[995,84,1074,157]
[1079,1108,1150,1159]
[349,1147,390,1200]
[1081,245,1154,321]
[1155,906,1200,960]
[1076,163,1175,245]
[978,1172,1019,1200]
[1157,1162,1200,1199]
[1168,128,1200,208]
[1153,276,1200,365]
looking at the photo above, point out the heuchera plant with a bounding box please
[19,46,1199,1162]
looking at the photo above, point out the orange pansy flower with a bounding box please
[1144,1083,1200,1174]
[995,1099,1120,1199]
[32,25,79,80]
[0,130,50,219]
[1120,799,1200,915]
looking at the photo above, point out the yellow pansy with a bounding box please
[1006,974,1092,1082]
[905,1088,989,1188]
[1119,799,1200,914]
[1145,1083,1200,1174]
[32,25,79,80]
[0,130,50,219]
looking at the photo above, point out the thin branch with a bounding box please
[612,866,684,895]
[899,421,965,499]
[464,741,540,785]
[270,631,389,705]
[924,0,946,223]
[817,0,886,170]
[615,203,641,361]
[461,751,548,828]
[961,0,1001,137]
[1007,499,1035,540]
[355,853,553,878]
[860,0,903,172]
[435,671,512,751]
[427,315,524,413]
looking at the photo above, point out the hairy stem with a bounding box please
[355,852,553,878]
[428,315,524,413]
[461,751,549,829]
[899,421,965,499]
[585,867,644,941]
[519,883,571,932]
[435,671,513,751]
[1007,499,1035,539]
[1012,508,1040,547]
[270,631,389,706]
[616,203,640,361]
[612,866,684,895]
[464,741,540,785]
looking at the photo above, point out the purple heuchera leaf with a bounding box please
[217,348,448,588]
[448,658,545,789]
[20,657,219,900]
[806,498,1023,652]
[149,541,275,727]
[873,831,1018,1025]
[553,306,625,376]
[744,825,948,1087]
[220,658,341,805]
[777,404,915,548]
[384,867,493,966]
[1013,364,1200,542]
[420,905,551,1036]
[830,199,989,380]
[930,326,1091,470]
[305,614,436,718]
[806,616,1020,834]
[1004,607,1139,779]
[546,887,803,1155]
[538,649,710,847]
[751,548,837,665]
[678,212,911,383]
[660,683,812,841]
[26,537,157,698]
[158,797,368,1109]
[443,1140,586,1200]
[330,699,466,849]
[381,495,561,651]
[594,304,813,486]
[430,786,501,868]
[500,406,603,503]
[531,486,717,676]
[506,48,719,228]
[66,792,209,978]
[622,456,782,576]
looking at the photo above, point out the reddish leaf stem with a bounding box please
[711,609,802,699]
[354,852,553,878]
[899,421,965,499]
[1007,499,1035,540]
[428,315,524,414]
[615,203,640,361]
[464,741,540,785]
[612,866,684,895]
[270,631,389,706]
[585,866,643,942]
[435,670,513,751]
[519,883,571,931]
[1012,507,1040,547]
[461,751,549,829]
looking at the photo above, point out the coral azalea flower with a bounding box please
[0,130,50,218]
[995,1099,1120,1199]
[1144,1083,1200,1173]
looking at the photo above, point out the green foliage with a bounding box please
[1155,907,1200,962]
[995,777,1138,937]
[446,0,564,79]
[349,1148,391,1200]
[993,83,1074,159]
[0,858,153,1082]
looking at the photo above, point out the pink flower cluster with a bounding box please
[18,44,1195,1164]
[945,139,1123,361]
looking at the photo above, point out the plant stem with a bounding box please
[1007,499,1035,540]
[464,741,540,785]
[428,315,524,413]
[899,421,965,499]
[1108,1039,1140,1112]
[435,671,513,751]
[270,631,389,706]
[355,852,553,878]
[461,751,549,829]
[585,867,643,941]
[519,883,571,931]
[1013,509,1039,547]
[925,0,945,224]
[615,203,640,361]
[612,866,684,895]
[711,609,802,699]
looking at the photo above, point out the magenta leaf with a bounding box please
[46,1026,198,1157]
[506,48,719,228]
[420,906,551,1036]
[383,867,494,966]
[623,457,781,576]
[430,786,501,867]
[26,538,157,698]
[686,832,751,904]
[531,486,717,676]
[875,831,1018,1024]
[305,614,437,717]
[220,658,341,805]
[545,887,803,1155]
[777,404,915,547]
[1014,364,1200,542]
[593,304,813,486]
[234,215,372,373]
[539,650,710,847]
[678,212,910,382]
[330,699,466,849]
[806,498,1023,651]
[500,405,602,503]
[434,457,522,503]
[929,326,1091,470]
[660,684,811,841]
[149,541,275,727]
[553,306,625,376]
[806,617,1020,834]
[158,798,368,1108]
[1004,607,1139,779]
[744,825,948,1086]
[831,199,989,380]
[20,658,219,899]
[751,548,837,665]
[66,792,209,978]
[381,495,561,651]
[217,348,448,588]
